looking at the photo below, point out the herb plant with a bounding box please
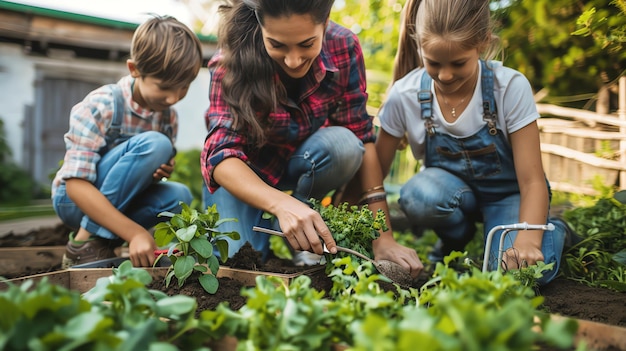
[153,202,240,294]
[312,200,387,268]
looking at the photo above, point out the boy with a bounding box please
[51,15,203,269]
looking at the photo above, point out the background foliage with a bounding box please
[330,0,625,111]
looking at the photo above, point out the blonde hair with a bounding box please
[415,0,500,61]
[131,15,203,87]
[392,0,422,83]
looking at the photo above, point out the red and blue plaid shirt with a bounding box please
[51,75,178,197]
[202,21,374,193]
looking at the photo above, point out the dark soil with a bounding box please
[3,226,626,329]
[0,222,71,247]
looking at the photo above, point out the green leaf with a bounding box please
[215,239,230,263]
[194,265,208,273]
[156,295,197,317]
[63,312,109,338]
[148,342,180,351]
[207,255,220,275]
[117,319,158,351]
[176,225,197,243]
[199,274,219,294]
[613,250,626,265]
[173,256,196,283]
[190,236,213,258]
[157,211,175,218]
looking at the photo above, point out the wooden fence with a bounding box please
[537,76,626,196]
[383,77,626,196]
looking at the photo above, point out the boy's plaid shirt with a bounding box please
[51,75,178,196]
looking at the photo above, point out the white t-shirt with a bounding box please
[378,61,540,161]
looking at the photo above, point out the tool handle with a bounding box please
[252,226,374,262]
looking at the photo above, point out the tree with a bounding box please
[494,0,625,111]
[330,0,407,108]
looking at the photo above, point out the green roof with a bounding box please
[0,0,216,42]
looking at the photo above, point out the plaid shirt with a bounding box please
[202,21,374,193]
[51,75,178,196]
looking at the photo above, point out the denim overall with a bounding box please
[53,84,191,241]
[398,60,565,284]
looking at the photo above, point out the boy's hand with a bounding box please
[128,231,157,267]
[153,158,175,180]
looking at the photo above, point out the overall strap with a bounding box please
[417,71,436,135]
[417,61,498,136]
[480,60,498,135]
[160,108,173,140]
[105,83,125,149]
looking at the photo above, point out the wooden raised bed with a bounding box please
[0,259,325,293]
[0,245,65,277]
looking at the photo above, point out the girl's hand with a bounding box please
[153,158,175,180]
[503,238,544,270]
[373,235,424,279]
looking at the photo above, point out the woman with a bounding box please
[201,0,423,277]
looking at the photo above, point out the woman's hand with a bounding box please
[273,197,337,256]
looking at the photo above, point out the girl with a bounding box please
[376,0,572,284]
[201,0,423,277]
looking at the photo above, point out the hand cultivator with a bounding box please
[482,222,555,273]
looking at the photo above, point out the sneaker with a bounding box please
[61,233,118,269]
[550,217,584,251]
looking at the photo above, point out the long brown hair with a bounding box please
[216,0,335,145]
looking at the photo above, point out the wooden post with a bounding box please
[617,77,626,190]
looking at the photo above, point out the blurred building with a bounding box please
[0,0,218,188]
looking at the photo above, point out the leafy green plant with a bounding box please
[198,253,579,351]
[312,200,387,269]
[153,202,240,294]
[572,0,626,53]
[0,119,35,205]
[199,275,340,350]
[83,260,199,347]
[0,261,201,350]
[562,191,626,291]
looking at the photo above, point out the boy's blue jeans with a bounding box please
[399,167,567,285]
[203,126,365,259]
[53,131,192,240]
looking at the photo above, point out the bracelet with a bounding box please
[361,185,385,196]
[358,191,387,205]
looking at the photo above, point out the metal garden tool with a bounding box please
[482,222,555,273]
[252,226,414,287]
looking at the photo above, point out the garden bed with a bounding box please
[1,223,626,350]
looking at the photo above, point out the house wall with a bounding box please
[0,44,36,165]
[0,41,210,183]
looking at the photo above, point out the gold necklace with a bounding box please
[439,89,472,119]
[437,72,478,119]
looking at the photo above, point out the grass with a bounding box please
[0,203,56,222]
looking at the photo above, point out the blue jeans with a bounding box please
[399,167,566,285]
[53,131,192,240]
[203,126,365,259]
